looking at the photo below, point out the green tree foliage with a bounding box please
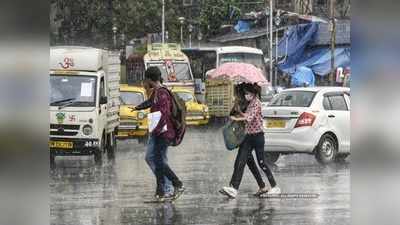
[50,0,253,47]
[198,0,241,37]
[51,0,186,47]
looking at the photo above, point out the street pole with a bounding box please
[162,0,165,44]
[178,17,185,46]
[269,0,274,86]
[112,25,117,49]
[330,0,336,86]
[188,24,193,48]
[180,25,183,45]
[275,28,278,86]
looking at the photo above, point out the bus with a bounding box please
[182,46,267,80]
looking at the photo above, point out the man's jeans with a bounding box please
[145,135,173,194]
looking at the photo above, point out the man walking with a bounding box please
[133,67,185,201]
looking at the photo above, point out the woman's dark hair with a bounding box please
[145,66,162,82]
[243,83,261,98]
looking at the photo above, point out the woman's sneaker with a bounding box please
[267,186,281,195]
[220,186,238,198]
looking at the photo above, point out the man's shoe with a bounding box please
[253,187,269,197]
[222,186,238,198]
[173,185,185,199]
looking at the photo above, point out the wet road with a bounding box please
[50,126,350,225]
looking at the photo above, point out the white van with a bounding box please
[49,46,120,165]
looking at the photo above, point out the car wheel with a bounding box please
[139,135,148,145]
[94,136,105,165]
[335,153,349,162]
[107,132,116,159]
[50,152,55,167]
[265,152,280,164]
[315,134,338,164]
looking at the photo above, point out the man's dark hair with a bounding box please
[145,66,162,82]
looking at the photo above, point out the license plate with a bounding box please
[266,119,286,128]
[49,141,73,149]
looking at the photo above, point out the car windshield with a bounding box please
[269,91,316,107]
[50,75,97,107]
[219,53,266,75]
[120,91,144,106]
[148,62,192,82]
[175,92,194,102]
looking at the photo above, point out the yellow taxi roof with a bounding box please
[120,84,146,93]
[170,87,193,93]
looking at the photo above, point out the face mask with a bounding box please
[245,94,253,101]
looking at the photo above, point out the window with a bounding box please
[323,97,332,110]
[147,63,192,82]
[324,94,348,111]
[100,77,105,98]
[219,53,266,76]
[49,75,97,107]
[269,91,316,107]
[175,92,194,102]
[329,95,348,111]
[120,92,144,106]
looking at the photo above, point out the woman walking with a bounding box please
[220,84,280,198]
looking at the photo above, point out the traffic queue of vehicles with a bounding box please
[49,44,350,166]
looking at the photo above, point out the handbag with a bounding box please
[222,121,246,151]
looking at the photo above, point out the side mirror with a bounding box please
[100,96,108,105]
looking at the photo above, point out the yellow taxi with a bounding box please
[171,87,209,126]
[117,85,149,143]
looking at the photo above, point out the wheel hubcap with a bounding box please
[321,140,333,157]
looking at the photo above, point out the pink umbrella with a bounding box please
[208,62,269,85]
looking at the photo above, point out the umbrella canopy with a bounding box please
[208,62,268,85]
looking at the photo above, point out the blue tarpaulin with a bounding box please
[280,47,351,76]
[291,66,315,87]
[234,20,251,33]
[277,22,351,76]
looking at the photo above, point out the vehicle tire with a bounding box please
[335,153,349,162]
[265,152,280,164]
[94,136,105,165]
[315,133,338,165]
[107,132,116,159]
[50,152,55,167]
[139,135,148,145]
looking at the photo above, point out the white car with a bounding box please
[262,87,350,164]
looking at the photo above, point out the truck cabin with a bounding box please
[144,43,194,85]
[49,47,107,109]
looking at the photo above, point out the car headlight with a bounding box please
[138,111,145,120]
[204,107,209,113]
[82,124,93,136]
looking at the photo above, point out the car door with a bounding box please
[323,92,350,153]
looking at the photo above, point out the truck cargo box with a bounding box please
[205,79,235,118]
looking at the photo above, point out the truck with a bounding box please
[127,43,195,92]
[49,46,120,165]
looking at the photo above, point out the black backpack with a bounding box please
[160,87,187,146]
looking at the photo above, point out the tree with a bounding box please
[50,0,186,47]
